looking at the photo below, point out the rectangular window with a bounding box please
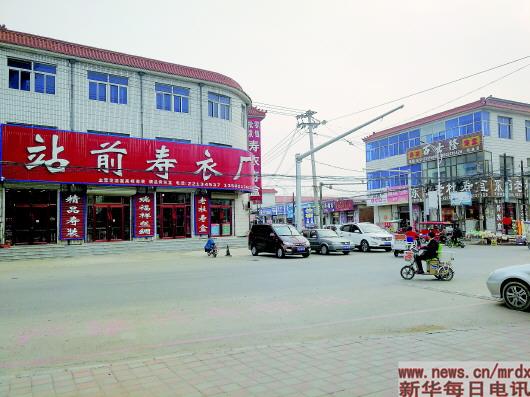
[88,71,128,104]
[498,116,512,139]
[155,83,189,113]
[156,137,191,144]
[8,58,55,94]
[208,92,230,120]
[241,105,246,128]
[482,111,490,136]
[525,120,530,141]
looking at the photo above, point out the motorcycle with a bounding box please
[400,245,454,281]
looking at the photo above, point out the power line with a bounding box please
[326,55,530,123]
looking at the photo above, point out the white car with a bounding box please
[338,222,393,252]
[487,264,530,311]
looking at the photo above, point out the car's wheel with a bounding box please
[251,245,259,256]
[276,247,285,259]
[502,281,530,311]
[393,250,399,257]
[343,251,350,255]
[360,240,370,253]
[400,265,415,280]
[302,252,310,258]
[384,247,392,252]
[320,245,329,255]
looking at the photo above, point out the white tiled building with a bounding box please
[0,27,261,245]
[364,97,530,233]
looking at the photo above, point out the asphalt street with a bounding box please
[1,244,529,378]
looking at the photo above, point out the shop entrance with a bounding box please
[210,199,233,236]
[5,189,57,245]
[87,196,130,242]
[156,192,191,238]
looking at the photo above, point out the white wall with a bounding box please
[0,45,250,150]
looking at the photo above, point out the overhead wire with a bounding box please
[326,55,530,123]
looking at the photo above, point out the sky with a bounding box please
[3,0,530,197]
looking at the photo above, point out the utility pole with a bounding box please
[295,105,404,231]
[503,153,508,215]
[319,182,324,226]
[297,111,321,228]
[522,160,527,221]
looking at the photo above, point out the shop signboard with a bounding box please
[303,207,315,226]
[335,199,354,211]
[367,191,388,206]
[194,194,210,235]
[248,117,263,203]
[450,191,472,206]
[221,223,231,236]
[427,191,439,209]
[1,125,254,192]
[59,192,86,241]
[322,201,335,214]
[410,177,523,203]
[387,187,409,204]
[133,193,155,237]
[407,133,483,165]
[286,204,294,219]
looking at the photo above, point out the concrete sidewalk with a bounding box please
[0,237,248,262]
[1,323,529,397]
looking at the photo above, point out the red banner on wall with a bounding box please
[1,125,254,191]
[194,194,210,235]
[248,117,263,203]
[133,193,155,237]
[59,192,86,240]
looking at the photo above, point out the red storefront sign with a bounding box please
[248,114,264,203]
[133,193,155,237]
[194,194,210,235]
[1,125,254,191]
[335,199,354,211]
[59,192,86,240]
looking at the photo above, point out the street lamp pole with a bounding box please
[295,105,404,230]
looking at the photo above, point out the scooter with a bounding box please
[400,246,454,281]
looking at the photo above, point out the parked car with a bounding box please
[338,222,393,252]
[248,224,311,259]
[323,224,343,232]
[302,229,352,255]
[486,264,530,311]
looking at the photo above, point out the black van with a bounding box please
[248,224,311,258]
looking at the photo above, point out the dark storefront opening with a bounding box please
[210,199,233,236]
[156,192,191,238]
[5,189,57,245]
[87,196,130,242]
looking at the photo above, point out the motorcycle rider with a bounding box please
[451,225,463,245]
[415,231,439,274]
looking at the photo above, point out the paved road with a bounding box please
[1,245,529,396]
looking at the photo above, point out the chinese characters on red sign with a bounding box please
[195,195,210,235]
[133,193,155,237]
[1,125,254,191]
[248,117,262,203]
[59,192,85,240]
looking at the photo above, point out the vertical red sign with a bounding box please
[59,192,86,240]
[133,193,155,237]
[195,194,210,235]
[248,108,266,203]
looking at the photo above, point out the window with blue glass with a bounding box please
[498,116,512,139]
[366,164,421,190]
[155,83,189,113]
[365,129,420,162]
[8,58,56,94]
[88,71,128,104]
[526,120,530,141]
[208,92,230,120]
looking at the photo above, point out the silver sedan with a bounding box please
[487,264,530,311]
